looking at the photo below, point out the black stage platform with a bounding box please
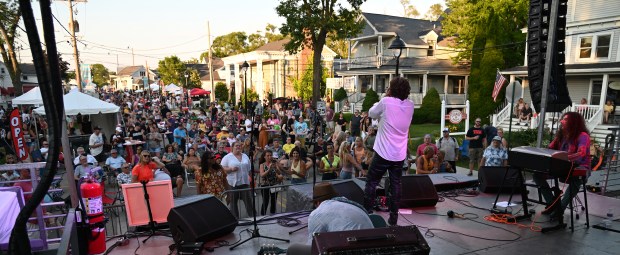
[108,182,620,255]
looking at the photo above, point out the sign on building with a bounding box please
[326,78,343,89]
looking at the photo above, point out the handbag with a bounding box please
[270,186,284,194]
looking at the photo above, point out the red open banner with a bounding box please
[9,108,29,161]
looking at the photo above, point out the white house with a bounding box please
[0,62,39,96]
[111,65,157,91]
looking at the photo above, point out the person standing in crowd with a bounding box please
[350,110,362,138]
[496,128,508,148]
[325,103,335,133]
[360,111,371,139]
[259,150,283,215]
[294,115,309,147]
[535,112,590,217]
[173,123,187,153]
[335,112,347,133]
[483,124,498,146]
[480,136,508,167]
[285,147,307,184]
[147,126,163,157]
[319,143,340,180]
[465,118,486,176]
[437,128,459,170]
[195,151,228,200]
[221,141,254,218]
[339,141,362,179]
[89,126,105,164]
[363,77,414,226]
[416,134,438,157]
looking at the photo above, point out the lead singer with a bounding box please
[363,77,414,226]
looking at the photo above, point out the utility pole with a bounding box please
[132,48,135,66]
[207,21,214,102]
[67,0,82,91]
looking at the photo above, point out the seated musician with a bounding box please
[480,136,508,167]
[533,112,590,217]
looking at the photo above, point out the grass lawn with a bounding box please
[409,123,440,138]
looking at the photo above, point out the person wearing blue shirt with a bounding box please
[480,136,508,167]
[173,125,187,152]
[294,115,308,147]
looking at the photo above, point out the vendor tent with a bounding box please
[164,83,181,92]
[12,87,43,105]
[190,88,210,96]
[149,83,160,91]
[34,90,120,116]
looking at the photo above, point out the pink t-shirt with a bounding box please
[369,97,414,161]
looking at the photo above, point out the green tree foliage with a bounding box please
[362,88,379,112]
[442,0,528,122]
[239,88,259,108]
[186,68,202,88]
[211,32,249,58]
[265,23,285,43]
[400,0,420,18]
[91,64,110,87]
[214,82,229,102]
[0,1,22,95]
[277,0,366,105]
[157,56,186,86]
[413,87,441,124]
[424,3,444,20]
[290,55,328,101]
[326,34,349,58]
[333,87,347,102]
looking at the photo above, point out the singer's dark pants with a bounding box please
[364,154,403,225]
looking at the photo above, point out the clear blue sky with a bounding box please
[17,0,445,72]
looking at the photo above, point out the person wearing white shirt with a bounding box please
[220,141,253,218]
[73,147,97,165]
[362,77,414,226]
[89,126,105,164]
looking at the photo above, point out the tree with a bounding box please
[211,32,248,58]
[239,88,259,109]
[157,56,186,86]
[326,33,348,58]
[0,1,22,95]
[186,68,202,88]
[91,64,110,87]
[413,87,441,124]
[247,32,266,52]
[333,87,347,102]
[291,55,329,101]
[362,88,379,112]
[442,0,528,122]
[214,82,229,102]
[277,0,366,106]
[424,3,444,20]
[400,0,420,18]
[184,58,200,64]
[264,23,285,43]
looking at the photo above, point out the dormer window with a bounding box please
[139,71,146,76]
[427,40,436,57]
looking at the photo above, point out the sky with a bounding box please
[16,0,445,72]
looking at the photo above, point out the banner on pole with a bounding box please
[10,108,29,161]
[326,78,343,89]
[80,64,92,89]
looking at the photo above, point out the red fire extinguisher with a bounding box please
[80,179,106,254]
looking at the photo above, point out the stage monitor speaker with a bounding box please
[332,180,365,205]
[400,175,438,208]
[478,166,520,193]
[168,195,238,243]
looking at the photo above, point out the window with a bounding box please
[22,75,27,80]
[427,40,435,57]
[139,71,146,76]
[590,80,602,104]
[360,76,372,93]
[1,68,4,74]
[579,34,612,59]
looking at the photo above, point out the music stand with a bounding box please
[230,104,289,250]
[122,180,174,243]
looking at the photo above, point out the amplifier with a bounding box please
[311,226,430,255]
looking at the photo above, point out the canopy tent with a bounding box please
[34,90,120,116]
[12,87,43,105]
[164,84,181,92]
[149,83,160,91]
[135,89,144,93]
[190,88,210,96]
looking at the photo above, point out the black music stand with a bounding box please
[230,104,289,250]
[140,180,160,243]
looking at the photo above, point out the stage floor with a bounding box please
[106,190,620,255]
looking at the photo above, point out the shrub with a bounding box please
[362,88,380,112]
[333,87,347,102]
[412,88,441,124]
[214,82,229,102]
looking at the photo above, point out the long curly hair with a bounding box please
[553,111,589,147]
[386,77,411,100]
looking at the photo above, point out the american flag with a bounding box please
[492,70,507,102]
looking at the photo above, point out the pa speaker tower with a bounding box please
[527,0,571,112]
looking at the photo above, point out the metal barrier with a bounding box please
[221,182,316,219]
[103,203,130,238]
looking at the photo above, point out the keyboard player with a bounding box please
[534,112,590,217]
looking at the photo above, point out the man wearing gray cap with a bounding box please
[480,136,507,167]
[437,128,459,170]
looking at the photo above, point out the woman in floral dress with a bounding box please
[195,151,228,200]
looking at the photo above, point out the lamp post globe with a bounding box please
[388,34,406,76]
[241,61,250,115]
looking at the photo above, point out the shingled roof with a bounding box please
[256,39,291,51]
[117,66,143,76]
[186,58,224,81]
[362,12,443,45]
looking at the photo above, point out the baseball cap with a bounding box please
[492,136,502,141]
[443,128,449,132]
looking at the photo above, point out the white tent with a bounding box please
[149,83,160,91]
[164,83,181,92]
[34,90,120,116]
[12,87,43,105]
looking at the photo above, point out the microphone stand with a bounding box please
[230,106,289,250]
[140,180,159,243]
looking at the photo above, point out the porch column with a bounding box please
[444,75,449,94]
[225,64,231,92]
[234,63,241,102]
[257,60,264,100]
[372,74,377,91]
[601,74,609,107]
[422,73,428,97]
[464,75,469,94]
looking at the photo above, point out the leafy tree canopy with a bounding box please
[400,0,420,18]
[277,0,366,105]
[291,54,328,101]
[157,56,186,86]
[91,63,110,87]
[214,82,229,102]
[186,68,202,88]
[424,3,444,20]
[204,24,287,60]
[0,0,22,95]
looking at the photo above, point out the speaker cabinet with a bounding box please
[168,195,238,243]
[331,180,365,205]
[399,175,439,208]
[478,166,521,193]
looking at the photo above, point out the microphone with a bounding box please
[447,210,464,219]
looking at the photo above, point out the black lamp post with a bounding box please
[241,61,249,116]
[184,72,189,107]
[388,34,406,75]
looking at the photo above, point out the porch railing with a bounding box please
[572,104,603,131]
[408,93,424,105]
[493,103,512,127]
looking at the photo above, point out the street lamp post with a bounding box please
[184,72,189,108]
[241,61,249,116]
[388,34,406,76]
